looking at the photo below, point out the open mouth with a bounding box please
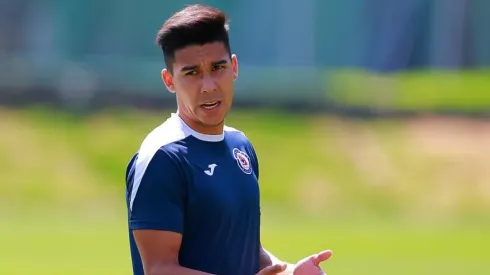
[201,101,221,110]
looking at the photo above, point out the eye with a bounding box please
[213,64,226,71]
[185,70,198,76]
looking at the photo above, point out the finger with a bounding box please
[256,263,287,275]
[312,250,333,265]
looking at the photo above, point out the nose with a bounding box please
[201,75,217,93]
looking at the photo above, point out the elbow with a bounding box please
[145,261,180,275]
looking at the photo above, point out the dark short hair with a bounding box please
[156,4,231,72]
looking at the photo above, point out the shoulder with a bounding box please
[224,124,258,157]
[140,118,188,155]
[224,125,249,143]
[128,117,190,178]
[126,118,190,209]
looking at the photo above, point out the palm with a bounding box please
[293,250,332,275]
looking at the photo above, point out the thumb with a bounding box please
[312,250,333,265]
[256,263,287,275]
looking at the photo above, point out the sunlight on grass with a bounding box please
[1,107,490,219]
[1,107,489,275]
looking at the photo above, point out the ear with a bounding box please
[162,69,175,93]
[231,54,238,81]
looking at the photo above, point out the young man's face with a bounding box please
[162,42,238,133]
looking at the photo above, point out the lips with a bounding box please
[201,101,221,110]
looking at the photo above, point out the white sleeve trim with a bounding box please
[129,147,160,211]
[129,120,187,211]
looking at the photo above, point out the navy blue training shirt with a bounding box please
[125,113,261,275]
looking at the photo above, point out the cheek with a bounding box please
[216,71,234,92]
[175,80,199,101]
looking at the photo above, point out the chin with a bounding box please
[197,109,228,127]
[201,118,225,127]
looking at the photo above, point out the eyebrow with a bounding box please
[180,60,228,73]
[212,60,228,66]
[180,65,199,72]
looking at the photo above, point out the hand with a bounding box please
[292,250,333,275]
[255,263,287,275]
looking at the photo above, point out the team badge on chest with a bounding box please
[232,148,253,174]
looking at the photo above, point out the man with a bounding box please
[125,4,332,275]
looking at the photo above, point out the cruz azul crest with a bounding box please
[232,148,253,174]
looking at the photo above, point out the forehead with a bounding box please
[173,42,230,68]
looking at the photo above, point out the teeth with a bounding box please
[204,101,218,106]
[203,101,219,109]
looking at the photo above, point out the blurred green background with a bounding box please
[1,106,489,275]
[1,0,490,274]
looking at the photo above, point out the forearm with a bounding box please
[146,262,215,275]
[260,248,295,275]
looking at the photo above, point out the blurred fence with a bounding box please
[0,0,489,112]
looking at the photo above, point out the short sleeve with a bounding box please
[248,143,259,180]
[127,147,186,233]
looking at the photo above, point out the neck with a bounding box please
[177,111,224,135]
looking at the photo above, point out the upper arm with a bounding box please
[133,230,183,270]
[127,147,187,267]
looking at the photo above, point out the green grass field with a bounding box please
[1,107,489,274]
[1,214,488,275]
[329,69,490,112]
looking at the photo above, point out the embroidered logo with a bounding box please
[232,148,252,174]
